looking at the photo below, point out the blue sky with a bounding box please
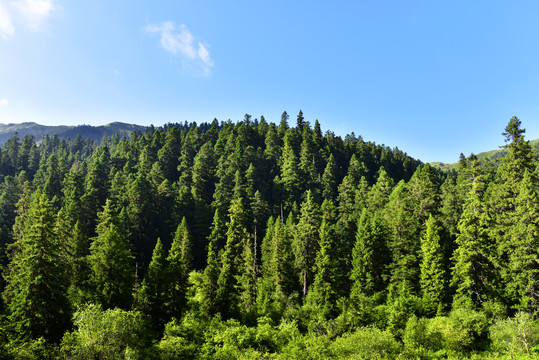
[1,1,539,163]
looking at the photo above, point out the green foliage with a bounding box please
[87,199,134,309]
[2,115,538,359]
[60,304,148,360]
[3,191,71,341]
[490,312,539,357]
[420,215,447,315]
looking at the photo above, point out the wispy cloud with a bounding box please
[0,3,15,38]
[0,0,57,38]
[0,99,8,106]
[14,0,56,32]
[145,21,214,76]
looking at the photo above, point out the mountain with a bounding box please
[0,122,147,145]
[431,138,539,171]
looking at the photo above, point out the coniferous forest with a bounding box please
[1,113,539,359]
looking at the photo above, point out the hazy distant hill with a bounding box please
[430,138,539,171]
[0,122,147,145]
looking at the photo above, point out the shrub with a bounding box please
[490,312,539,357]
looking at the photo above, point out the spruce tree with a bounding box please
[293,190,321,297]
[139,238,168,331]
[309,199,339,318]
[215,198,249,319]
[166,218,191,318]
[419,215,446,315]
[509,170,539,312]
[201,209,226,317]
[350,209,388,300]
[3,191,71,341]
[88,199,134,310]
[451,156,498,310]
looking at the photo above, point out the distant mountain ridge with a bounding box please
[430,138,539,171]
[0,122,147,145]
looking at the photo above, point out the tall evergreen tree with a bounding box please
[201,209,226,317]
[88,199,134,310]
[508,170,539,312]
[293,190,321,297]
[166,217,192,318]
[215,198,249,319]
[308,199,340,318]
[419,215,446,315]
[451,156,498,310]
[3,191,71,341]
[139,238,168,331]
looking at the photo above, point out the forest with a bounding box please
[0,112,538,359]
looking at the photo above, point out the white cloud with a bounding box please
[0,0,56,38]
[145,21,214,76]
[0,3,15,38]
[0,99,8,106]
[14,0,56,32]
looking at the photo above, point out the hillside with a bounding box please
[431,138,539,171]
[0,122,146,145]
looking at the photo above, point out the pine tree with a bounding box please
[64,220,91,306]
[88,199,134,310]
[279,130,302,211]
[293,190,321,297]
[508,170,539,312]
[451,156,498,310]
[139,238,168,331]
[321,153,338,200]
[488,117,536,305]
[386,180,421,301]
[191,141,216,204]
[201,209,226,317]
[215,198,249,319]
[350,209,388,299]
[239,232,258,317]
[3,191,71,341]
[166,217,191,318]
[309,199,339,318]
[419,215,446,315]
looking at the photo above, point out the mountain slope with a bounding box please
[431,138,539,171]
[0,122,146,145]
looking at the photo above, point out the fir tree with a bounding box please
[3,191,71,341]
[88,199,134,310]
[293,190,321,297]
[419,215,446,315]
[201,209,226,317]
[139,238,168,332]
[166,217,191,318]
[508,170,539,312]
[308,199,339,318]
[215,198,249,319]
[451,156,498,310]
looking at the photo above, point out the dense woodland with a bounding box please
[0,112,538,359]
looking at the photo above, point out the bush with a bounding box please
[329,326,402,359]
[60,303,148,360]
[490,312,539,357]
